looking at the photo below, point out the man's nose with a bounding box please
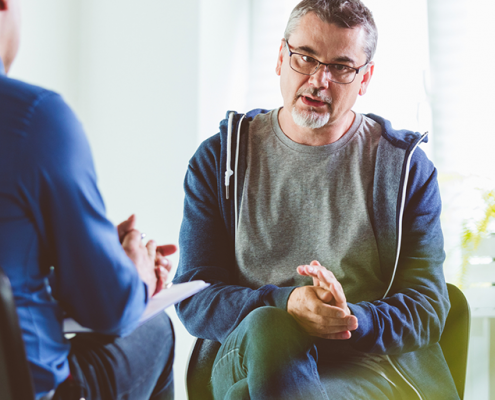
[307,65,331,89]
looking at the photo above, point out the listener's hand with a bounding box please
[153,244,177,295]
[122,229,158,298]
[118,215,178,296]
[117,214,136,243]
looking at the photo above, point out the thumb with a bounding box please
[314,286,333,304]
[146,240,157,262]
[117,214,136,242]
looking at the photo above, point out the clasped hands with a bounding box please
[117,215,177,298]
[287,261,358,340]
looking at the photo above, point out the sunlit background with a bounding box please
[9,0,495,398]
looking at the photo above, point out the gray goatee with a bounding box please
[291,88,331,129]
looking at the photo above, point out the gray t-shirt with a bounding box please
[235,109,387,304]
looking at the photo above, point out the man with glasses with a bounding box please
[175,0,457,398]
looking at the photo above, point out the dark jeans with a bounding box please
[211,307,408,400]
[54,312,174,400]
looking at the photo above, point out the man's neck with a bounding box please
[278,107,355,146]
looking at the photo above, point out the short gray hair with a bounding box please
[284,0,378,63]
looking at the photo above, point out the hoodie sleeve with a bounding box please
[173,135,296,343]
[347,148,450,354]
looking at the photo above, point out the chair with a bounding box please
[186,283,471,400]
[0,265,36,400]
[439,283,470,400]
[186,338,220,400]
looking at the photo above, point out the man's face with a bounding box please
[276,12,373,131]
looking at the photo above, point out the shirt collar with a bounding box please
[0,58,5,75]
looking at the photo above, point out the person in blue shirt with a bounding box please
[0,0,176,399]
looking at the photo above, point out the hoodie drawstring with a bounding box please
[224,112,235,200]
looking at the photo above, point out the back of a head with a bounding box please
[284,0,378,63]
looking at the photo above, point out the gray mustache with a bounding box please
[297,87,332,104]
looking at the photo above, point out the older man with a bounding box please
[0,0,176,399]
[175,0,458,398]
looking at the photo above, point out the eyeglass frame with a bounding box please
[284,39,369,85]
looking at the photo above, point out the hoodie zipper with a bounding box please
[224,112,245,238]
[382,131,429,400]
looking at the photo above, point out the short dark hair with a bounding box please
[284,0,378,63]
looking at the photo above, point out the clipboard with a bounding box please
[63,280,209,333]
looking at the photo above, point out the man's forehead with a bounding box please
[288,14,367,64]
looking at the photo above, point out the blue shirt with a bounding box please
[0,59,148,396]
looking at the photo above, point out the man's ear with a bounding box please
[0,0,8,11]
[359,62,374,96]
[275,39,285,76]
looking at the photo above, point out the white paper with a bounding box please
[63,280,209,333]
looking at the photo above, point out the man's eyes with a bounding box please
[298,55,353,73]
[329,64,353,73]
[301,55,318,64]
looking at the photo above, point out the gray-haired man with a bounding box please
[174,0,459,398]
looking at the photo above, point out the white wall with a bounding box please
[10,1,199,399]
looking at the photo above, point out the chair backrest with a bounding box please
[439,283,470,399]
[186,338,220,400]
[0,265,35,400]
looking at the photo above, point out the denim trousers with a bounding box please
[53,311,175,400]
[211,307,406,400]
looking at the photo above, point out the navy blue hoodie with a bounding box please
[174,109,459,399]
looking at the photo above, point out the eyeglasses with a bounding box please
[284,40,368,84]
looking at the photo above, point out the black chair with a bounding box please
[0,265,36,400]
[186,283,471,400]
[186,338,220,400]
[439,283,470,399]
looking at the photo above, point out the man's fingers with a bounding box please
[146,240,157,261]
[297,265,309,276]
[117,214,136,242]
[302,265,348,311]
[156,244,177,257]
[317,288,333,303]
[153,266,169,295]
[312,300,358,329]
[121,229,142,252]
[310,290,343,317]
[317,270,346,308]
[322,331,352,340]
[311,313,358,334]
[155,254,172,272]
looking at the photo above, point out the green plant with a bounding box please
[459,189,495,288]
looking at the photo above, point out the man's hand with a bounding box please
[297,260,350,315]
[287,285,358,339]
[118,215,177,297]
[117,214,137,243]
[122,229,158,298]
[154,244,177,294]
[288,260,357,339]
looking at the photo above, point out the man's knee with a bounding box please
[240,307,307,350]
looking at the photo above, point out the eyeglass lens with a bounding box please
[290,54,357,84]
